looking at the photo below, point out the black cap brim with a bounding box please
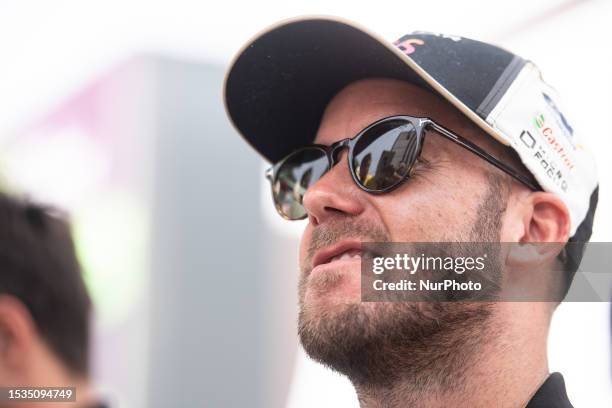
[223,15,508,163]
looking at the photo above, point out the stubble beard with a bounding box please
[297,179,507,391]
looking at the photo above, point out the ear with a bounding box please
[519,192,571,244]
[503,192,570,301]
[0,295,36,374]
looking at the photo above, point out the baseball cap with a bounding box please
[223,15,598,242]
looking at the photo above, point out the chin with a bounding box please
[301,261,363,309]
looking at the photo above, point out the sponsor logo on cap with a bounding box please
[393,38,424,55]
[519,130,569,192]
[534,113,545,129]
[542,92,574,139]
[532,113,575,170]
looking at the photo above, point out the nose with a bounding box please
[302,149,365,226]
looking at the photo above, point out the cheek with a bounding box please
[373,172,484,240]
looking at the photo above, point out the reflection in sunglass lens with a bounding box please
[273,148,329,219]
[352,120,419,191]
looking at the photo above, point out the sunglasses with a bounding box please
[265,115,540,220]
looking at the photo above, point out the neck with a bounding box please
[352,303,551,408]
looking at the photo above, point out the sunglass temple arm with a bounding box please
[427,122,541,191]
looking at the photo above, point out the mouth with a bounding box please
[310,240,374,275]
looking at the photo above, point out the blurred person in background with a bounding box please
[0,192,106,408]
[224,17,599,407]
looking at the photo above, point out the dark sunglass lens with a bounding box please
[273,148,328,219]
[352,119,419,191]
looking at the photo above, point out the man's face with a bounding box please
[299,78,514,308]
[296,78,517,384]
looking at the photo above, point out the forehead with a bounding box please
[314,78,469,146]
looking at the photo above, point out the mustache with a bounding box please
[303,218,390,274]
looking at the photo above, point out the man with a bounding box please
[0,192,106,408]
[224,16,599,407]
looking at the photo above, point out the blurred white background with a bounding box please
[0,0,610,407]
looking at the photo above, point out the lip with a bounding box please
[310,239,363,274]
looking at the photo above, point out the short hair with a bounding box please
[0,191,91,376]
